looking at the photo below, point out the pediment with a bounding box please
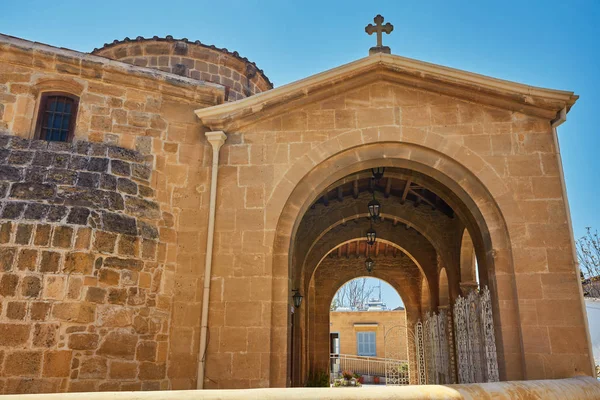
[195,53,578,132]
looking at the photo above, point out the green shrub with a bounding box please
[305,370,330,387]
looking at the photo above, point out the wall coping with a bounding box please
[0,377,598,399]
[0,33,224,106]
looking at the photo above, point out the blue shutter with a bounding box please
[357,332,376,356]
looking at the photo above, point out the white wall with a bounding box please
[585,299,600,364]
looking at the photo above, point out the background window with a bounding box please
[36,93,78,142]
[356,331,376,356]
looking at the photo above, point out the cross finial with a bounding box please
[365,14,394,55]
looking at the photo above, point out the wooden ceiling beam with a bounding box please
[409,189,436,208]
[384,178,392,198]
[401,179,411,204]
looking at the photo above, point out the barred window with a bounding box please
[35,93,79,142]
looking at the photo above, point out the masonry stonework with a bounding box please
[0,134,169,392]
[0,28,595,395]
[92,37,272,102]
[330,310,408,360]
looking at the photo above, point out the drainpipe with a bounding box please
[197,130,227,389]
[551,108,596,378]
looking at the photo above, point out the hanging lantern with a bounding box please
[371,167,385,181]
[365,257,375,273]
[292,290,303,309]
[366,227,377,245]
[368,196,381,220]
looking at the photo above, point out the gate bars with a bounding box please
[415,286,499,384]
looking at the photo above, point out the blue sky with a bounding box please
[3,1,599,308]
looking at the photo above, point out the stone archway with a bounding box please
[268,140,521,387]
[308,245,421,385]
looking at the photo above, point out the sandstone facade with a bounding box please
[92,37,272,102]
[330,309,408,359]
[0,30,594,394]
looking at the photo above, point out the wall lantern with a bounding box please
[365,257,375,273]
[366,226,377,246]
[368,195,381,221]
[292,289,303,309]
[371,167,385,181]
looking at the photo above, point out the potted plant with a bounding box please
[336,370,361,387]
[354,373,364,384]
[373,375,380,384]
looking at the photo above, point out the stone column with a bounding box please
[459,281,478,296]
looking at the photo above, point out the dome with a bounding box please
[92,36,272,101]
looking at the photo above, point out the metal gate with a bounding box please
[415,285,499,385]
[454,287,499,383]
[414,321,426,385]
[383,324,410,385]
[423,309,451,384]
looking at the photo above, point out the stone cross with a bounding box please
[365,14,394,55]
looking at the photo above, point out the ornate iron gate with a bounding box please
[454,287,499,383]
[423,309,451,384]
[383,324,410,385]
[416,286,499,385]
[414,321,426,385]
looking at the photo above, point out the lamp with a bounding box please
[365,257,375,273]
[292,289,303,309]
[371,167,385,181]
[366,226,377,246]
[368,193,381,221]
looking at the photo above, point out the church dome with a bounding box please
[92,36,272,101]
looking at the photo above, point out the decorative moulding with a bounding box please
[195,53,578,132]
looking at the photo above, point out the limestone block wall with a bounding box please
[0,34,222,148]
[0,134,170,393]
[200,79,589,386]
[330,310,408,360]
[0,34,221,391]
[92,38,273,102]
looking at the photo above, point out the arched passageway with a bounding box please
[329,277,410,385]
[272,142,517,386]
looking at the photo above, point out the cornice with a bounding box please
[195,53,578,131]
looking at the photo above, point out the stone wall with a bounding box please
[0,134,170,393]
[1,34,220,391]
[92,38,273,102]
[2,377,599,400]
[330,310,408,360]
[0,34,222,148]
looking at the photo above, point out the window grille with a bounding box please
[36,94,78,142]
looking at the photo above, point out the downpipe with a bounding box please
[197,131,227,389]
